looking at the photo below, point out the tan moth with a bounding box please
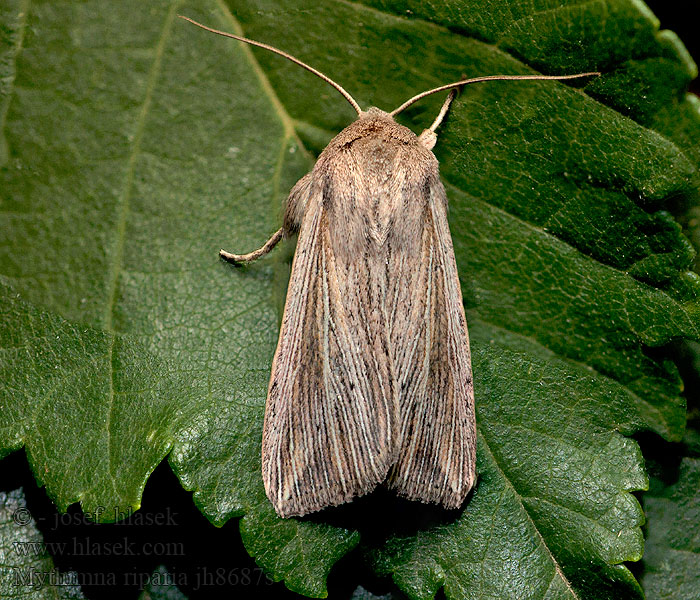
[181,16,598,518]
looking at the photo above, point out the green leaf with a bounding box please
[0,282,182,513]
[641,457,700,599]
[1,0,698,598]
[0,488,85,599]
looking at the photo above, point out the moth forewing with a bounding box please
[181,15,599,518]
[263,114,404,517]
[386,176,476,507]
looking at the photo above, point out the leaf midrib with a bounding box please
[96,2,179,501]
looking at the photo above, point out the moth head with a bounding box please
[359,107,391,118]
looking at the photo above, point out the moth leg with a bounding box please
[220,227,284,264]
[220,172,312,265]
[418,89,458,150]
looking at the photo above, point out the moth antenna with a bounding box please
[179,16,362,115]
[428,90,458,132]
[390,72,601,117]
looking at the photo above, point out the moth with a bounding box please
[181,16,598,518]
